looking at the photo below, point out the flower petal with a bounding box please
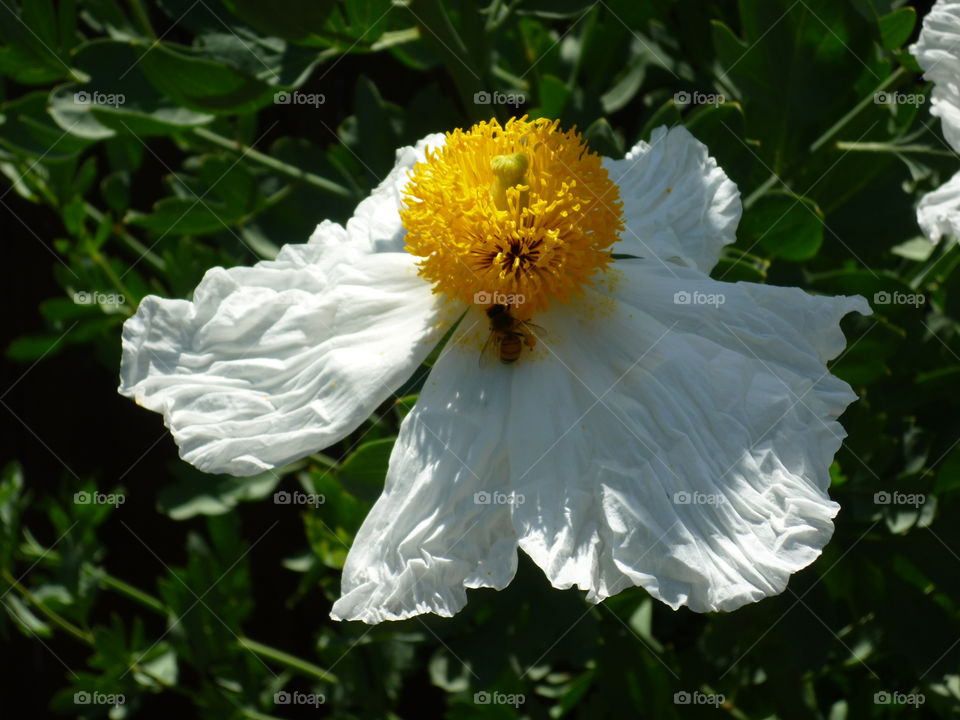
[912,0,960,154]
[918,169,960,243]
[603,126,741,273]
[507,261,868,612]
[119,235,445,476]
[119,131,450,476]
[912,0,960,242]
[331,320,519,623]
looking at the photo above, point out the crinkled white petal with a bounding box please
[119,133,449,476]
[912,1,960,242]
[506,260,869,612]
[912,0,960,154]
[603,125,741,273]
[918,169,960,242]
[331,319,519,623]
[120,234,446,477]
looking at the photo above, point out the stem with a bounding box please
[107,575,339,682]
[408,0,486,119]
[98,566,339,682]
[2,568,239,708]
[6,569,294,719]
[85,204,166,272]
[127,0,156,38]
[237,637,339,684]
[191,127,353,199]
[16,548,342,685]
[2,568,93,643]
[913,237,958,288]
[566,6,598,91]
[810,67,906,153]
[743,174,781,210]
[97,570,168,615]
[834,141,955,157]
[308,452,339,469]
[745,67,908,208]
[90,249,136,312]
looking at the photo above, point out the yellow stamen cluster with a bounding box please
[400,116,623,316]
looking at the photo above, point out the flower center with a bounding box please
[400,117,623,316]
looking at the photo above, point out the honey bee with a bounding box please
[481,304,542,366]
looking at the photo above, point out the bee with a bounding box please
[481,304,542,366]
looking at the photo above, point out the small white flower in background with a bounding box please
[912,0,960,243]
[119,116,869,623]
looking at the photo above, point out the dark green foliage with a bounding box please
[1,0,958,718]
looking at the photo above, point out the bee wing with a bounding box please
[479,332,501,368]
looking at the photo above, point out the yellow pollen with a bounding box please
[400,116,624,316]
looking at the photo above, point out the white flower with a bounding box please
[120,117,869,624]
[912,0,960,242]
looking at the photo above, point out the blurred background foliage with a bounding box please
[1,0,959,717]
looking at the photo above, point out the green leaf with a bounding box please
[3,595,52,638]
[0,0,74,84]
[935,445,960,494]
[101,170,130,213]
[125,154,259,235]
[890,236,935,262]
[600,56,645,115]
[49,39,214,139]
[0,462,25,569]
[220,0,335,42]
[536,74,572,118]
[339,438,395,502]
[316,0,399,52]
[393,395,418,423]
[137,41,277,114]
[878,7,916,51]
[6,333,70,362]
[154,0,322,86]
[740,191,825,261]
[157,466,286,520]
[0,92,92,159]
[711,2,883,173]
[639,98,681,142]
[582,117,624,158]
[348,75,404,180]
[62,194,85,235]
